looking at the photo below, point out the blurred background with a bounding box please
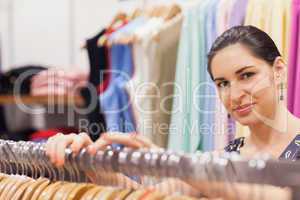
[0,0,155,71]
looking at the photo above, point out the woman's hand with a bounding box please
[99,132,160,150]
[45,132,100,167]
[45,132,159,167]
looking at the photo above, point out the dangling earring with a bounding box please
[279,82,285,101]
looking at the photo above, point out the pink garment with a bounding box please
[288,0,300,117]
[31,69,88,96]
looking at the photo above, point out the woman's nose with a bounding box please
[229,82,246,104]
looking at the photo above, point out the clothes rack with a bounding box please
[0,139,300,199]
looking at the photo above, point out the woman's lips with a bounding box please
[234,103,255,116]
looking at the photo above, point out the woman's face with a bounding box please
[211,43,279,126]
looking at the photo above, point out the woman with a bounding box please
[45,26,300,198]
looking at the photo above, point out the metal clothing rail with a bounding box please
[0,139,300,199]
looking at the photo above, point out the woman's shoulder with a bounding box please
[224,137,245,153]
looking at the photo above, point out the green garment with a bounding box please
[168,0,211,153]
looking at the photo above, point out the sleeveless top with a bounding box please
[224,135,300,161]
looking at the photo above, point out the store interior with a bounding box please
[0,0,299,199]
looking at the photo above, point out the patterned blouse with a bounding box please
[224,137,245,153]
[224,135,300,161]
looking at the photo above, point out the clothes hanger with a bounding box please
[7,176,30,199]
[66,183,94,200]
[162,4,182,21]
[150,5,162,17]
[97,12,128,47]
[9,143,35,200]
[123,189,147,200]
[0,139,299,199]
[0,143,27,200]
[108,12,128,30]
[64,148,78,183]
[145,191,166,200]
[92,186,115,199]
[30,179,50,200]
[113,188,133,200]
[129,8,142,20]
[37,181,64,200]
[97,187,124,200]
[21,178,50,200]
[26,144,53,200]
[0,177,12,196]
[52,182,75,200]
[11,178,35,200]
[80,186,104,200]
[0,175,19,200]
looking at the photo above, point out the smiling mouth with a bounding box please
[234,103,255,111]
[233,103,256,116]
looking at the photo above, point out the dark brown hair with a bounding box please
[207,25,281,80]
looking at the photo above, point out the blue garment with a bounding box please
[101,18,147,133]
[100,44,136,133]
[199,0,219,151]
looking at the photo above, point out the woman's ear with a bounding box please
[272,56,286,85]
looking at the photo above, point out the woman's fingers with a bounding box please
[55,134,77,167]
[87,138,111,155]
[46,131,158,168]
[101,133,145,149]
[45,132,93,167]
[45,133,63,163]
[69,132,93,154]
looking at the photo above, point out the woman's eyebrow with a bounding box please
[213,77,225,82]
[235,65,255,75]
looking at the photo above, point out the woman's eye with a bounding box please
[217,81,229,88]
[241,72,255,80]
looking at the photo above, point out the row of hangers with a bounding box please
[1,139,300,199]
[0,173,197,200]
[102,3,181,46]
[81,3,182,49]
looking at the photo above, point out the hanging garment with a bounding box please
[229,0,248,27]
[242,0,292,138]
[98,17,149,134]
[127,14,183,148]
[199,0,219,151]
[86,29,107,87]
[126,17,164,146]
[288,0,300,117]
[83,30,108,139]
[216,0,236,35]
[100,44,136,133]
[109,16,147,44]
[168,0,211,153]
[244,0,292,61]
